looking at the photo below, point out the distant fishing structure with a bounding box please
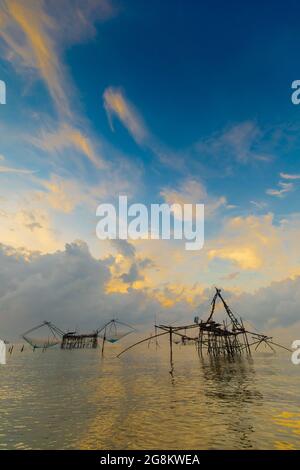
[98,319,137,356]
[21,318,136,353]
[117,288,291,373]
[61,331,98,349]
[16,289,290,373]
[22,321,64,350]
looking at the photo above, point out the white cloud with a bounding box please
[161,178,226,218]
[250,200,268,210]
[280,172,300,180]
[266,181,294,198]
[0,164,35,174]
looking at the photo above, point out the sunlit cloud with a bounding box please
[103,86,184,169]
[0,0,70,117]
[206,213,300,282]
[207,213,279,270]
[0,0,115,117]
[161,178,226,218]
[0,206,62,253]
[29,123,105,169]
[208,246,262,270]
[0,0,113,169]
[104,87,149,145]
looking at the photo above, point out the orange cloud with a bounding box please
[103,87,149,145]
[29,123,105,169]
[207,213,285,272]
[0,206,62,253]
[0,0,70,117]
[0,1,109,168]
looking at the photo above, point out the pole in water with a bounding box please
[169,327,174,375]
[101,327,106,357]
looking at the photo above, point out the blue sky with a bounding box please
[1,0,300,330]
[35,0,300,206]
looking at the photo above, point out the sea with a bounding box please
[0,342,299,450]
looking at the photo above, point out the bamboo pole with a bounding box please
[117,331,169,358]
[169,327,174,375]
[101,327,106,357]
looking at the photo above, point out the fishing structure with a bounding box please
[21,318,136,353]
[117,288,291,373]
[61,331,98,349]
[98,319,136,356]
[22,321,65,350]
[61,319,136,352]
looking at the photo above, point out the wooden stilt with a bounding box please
[101,327,106,357]
[169,327,174,374]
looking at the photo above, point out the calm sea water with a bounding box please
[0,342,299,450]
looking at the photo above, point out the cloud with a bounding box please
[0,0,70,117]
[280,172,300,180]
[0,0,111,169]
[266,181,294,198]
[119,262,142,284]
[196,121,273,164]
[32,174,85,213]
[107,240,155,290]
[0,207,62,253]
[0,165,35,175]
[266,171,300,197]
[1,240,299,343]
[0,154,35,175]
[161,178,226,218]
[231,277,300,329]
[103,87,149,146]
[29,123,105,169]
[110,239,136,259]
[206,212,300,292]
[103,87,183,169]
[220,271,240,281]
[250,200,268,210]
[0,240,195,339]
[207,213,283,270]
[0,0,115,118]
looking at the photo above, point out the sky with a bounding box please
[1,0,300,338]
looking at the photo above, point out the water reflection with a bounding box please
[0,347,299,449]
[273,411,300,450]
[197,355,263,449]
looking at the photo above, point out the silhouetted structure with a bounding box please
[117,288,290,373]
[61,331,98,349]
[22,321,64,350]
[98,319,136,356]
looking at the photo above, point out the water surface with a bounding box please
[0,343,299,449]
